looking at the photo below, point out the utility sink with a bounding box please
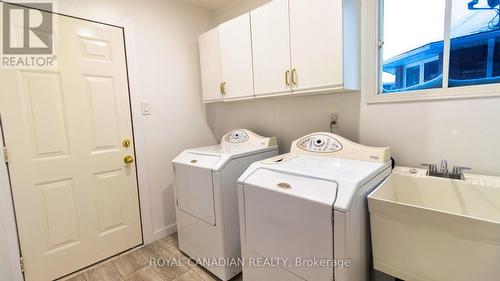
[368,167,500,281]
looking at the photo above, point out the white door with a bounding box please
[289,0,344,94]
[251,0,292,97]
[0,13,142,281]
[199,27,223,102]
[219,13,254,100]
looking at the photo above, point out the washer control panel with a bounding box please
[224,130,249,143]
[290,132,390,162]
[296,134,343,153]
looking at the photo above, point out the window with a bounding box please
[405,65,420,87]
[380,0,500,94]
[424,60,441,82]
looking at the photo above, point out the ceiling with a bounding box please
[182,0,234,11]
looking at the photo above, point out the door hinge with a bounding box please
[2,146,7,163]
[20,257,24,273]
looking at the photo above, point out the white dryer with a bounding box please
[238,132,391,281]
[172,129,278,280]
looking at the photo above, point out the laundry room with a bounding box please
[0,0,499,281]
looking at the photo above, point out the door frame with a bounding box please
[0,116,23,281]
[0,2,144,279]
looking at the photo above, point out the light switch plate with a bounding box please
[141,101,152,115]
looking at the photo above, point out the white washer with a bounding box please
[172,129,278,280]
[238,132,391,281]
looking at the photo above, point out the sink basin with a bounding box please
[368,167,500,281]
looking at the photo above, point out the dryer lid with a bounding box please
[172,150,221,170]
[173,129,277,171]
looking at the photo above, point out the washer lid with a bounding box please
[242,168,337,280]
[243,168,338,206]
[239,154,390,212]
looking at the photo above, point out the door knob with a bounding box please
[124,155,134,165]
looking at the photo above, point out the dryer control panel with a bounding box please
[290,132,390,163]
[224,130,250,143]
[221,129,277,147]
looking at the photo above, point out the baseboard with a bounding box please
[146,223,177,244]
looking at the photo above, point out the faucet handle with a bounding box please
[452,166,471,174]
[421,163,437,173]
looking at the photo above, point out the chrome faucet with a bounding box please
[421,160,471,180]
[440,160,448,174]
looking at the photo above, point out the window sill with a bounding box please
[366,84,500,104]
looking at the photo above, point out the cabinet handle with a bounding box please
[220,82,226,96]
[285,70,290,86]
[291,69,297,85]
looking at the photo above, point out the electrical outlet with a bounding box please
[330,114,339,126]
[329,114,339,133]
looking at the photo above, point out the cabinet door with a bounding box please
[251,0,292,97]
[199,28,223,102]
[219,13,254,100]
[289,0,343,93]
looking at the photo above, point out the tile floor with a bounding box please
[66,233,243,281]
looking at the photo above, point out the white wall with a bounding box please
[359,98,500,176]
[206,94,361,153]
[207,0,362,153]
[358,0,500,177]
[40,0,217,243]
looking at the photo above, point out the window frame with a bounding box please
[367,0,500,103]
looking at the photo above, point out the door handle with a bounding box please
[285,70,290,86]
[291,69,297,86]
[124,155,134,165]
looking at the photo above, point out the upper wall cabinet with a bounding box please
[199,27,223,102]
[198,0,360,103]
[251,0,292,97]
[289,0,359,94]
[219,13,255,100]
